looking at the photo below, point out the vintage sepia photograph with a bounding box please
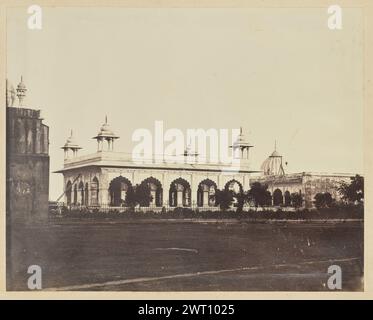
[5,4,365,293]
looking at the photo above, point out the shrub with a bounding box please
[55,204,363,221]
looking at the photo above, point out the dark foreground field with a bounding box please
[7,219,363,291]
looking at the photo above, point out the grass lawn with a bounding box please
[7,219,363,291]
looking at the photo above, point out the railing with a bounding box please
[50,202,297,215]
[62,151,252,171]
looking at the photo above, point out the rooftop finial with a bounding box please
[275,140,277,151]
[70,129,73,137]
[240,127,243,135]
[105,115,108,124]
[16,75,27,106]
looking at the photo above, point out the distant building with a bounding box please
[250,146,352,208]
[6,78,50,222]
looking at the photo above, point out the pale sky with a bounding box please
[6,7,364,200]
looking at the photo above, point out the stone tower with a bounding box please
[6,77,50,222]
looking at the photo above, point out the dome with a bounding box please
[230,127,253,148]
[93,116,119,139]
[16,76,27,106]
[17,77,26,90]
[62,130,81,149]
[270,150,281,157]
[98,122,115,136]
[65,135,77,146]
[183,142,198,157]
[261,144,285,176]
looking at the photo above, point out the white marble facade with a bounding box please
[56,119,253,208]
[60,166,252,208]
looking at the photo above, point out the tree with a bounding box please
[323,192,334,207]
[273,189,284,206]
[314,193,323,209]
[314,192,334,209]
[235,191,247,213]
[214,189,234,210]
[125,187,136,207]
[126,183,153,207]
[247,182,272,209]
[290,193,303,208]
[338,174,364,204]
[136,183,153,207]
[284,191,291,206]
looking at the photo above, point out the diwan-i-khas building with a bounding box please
[56,118,354,210]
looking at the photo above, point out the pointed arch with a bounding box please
[284,190,291,206]
[273,188,283,206]
[73,184,78,205]
[78,181,85,205]
[84,182,89,206]
[139,177,163,207]
[91,176,99,205]
[109,176,133,206]
[224,179,244,207]
[169,178,191,207]
[65,180,72,205]
[197,179,217,207]
[224,179,243,194]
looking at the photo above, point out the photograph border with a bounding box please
[0,0,372,299]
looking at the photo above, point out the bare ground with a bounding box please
[7,219,363,291]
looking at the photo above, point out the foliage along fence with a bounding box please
[50,203,363,220]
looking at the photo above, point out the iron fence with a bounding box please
[50,202,297,215]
